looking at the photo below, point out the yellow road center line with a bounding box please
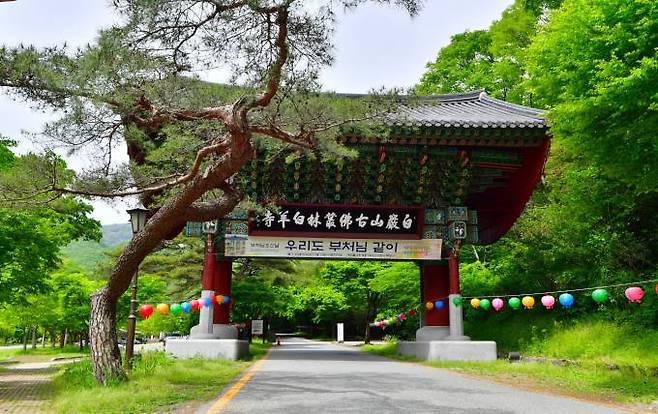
[205,348,273,414]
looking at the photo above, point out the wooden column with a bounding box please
[421,263,450,327]
[448,252,460,294]
[213,259,232,325]
[201,234,216,291]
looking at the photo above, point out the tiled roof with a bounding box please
[384,91,547,129]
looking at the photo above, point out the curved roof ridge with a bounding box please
[478,92,545,117]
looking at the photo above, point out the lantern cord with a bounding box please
[139,294,231,306]
[442,277,658,301]
[372,278,658,326]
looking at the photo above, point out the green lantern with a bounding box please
[170,303,183,316]
[591,288,609,304]
[452,297,462,307]
[508,297,521,310]
[479,299,491,310]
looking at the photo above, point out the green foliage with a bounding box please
[417,0,539,103]
[0,146,100,305]
[527,0,658,191]
[419,0,658,339]
[0,137,16,171]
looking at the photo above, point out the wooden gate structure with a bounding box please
[172,91,550,360]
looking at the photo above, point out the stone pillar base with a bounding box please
[165,338,249,360]
[398,340,497,362]
[189,324,215,339]
[213,324,238,339]
[416,326,450,342]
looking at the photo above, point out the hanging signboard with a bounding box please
[224,235,442,260]
[249,204,422,239]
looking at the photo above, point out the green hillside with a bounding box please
[61,223,132,274]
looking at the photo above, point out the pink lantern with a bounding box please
[541,295,555,310]
[492,298,504,312]
[625,287,644,303]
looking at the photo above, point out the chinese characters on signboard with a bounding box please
[250,205,422,239]
[224,235,442,261]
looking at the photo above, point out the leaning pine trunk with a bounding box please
[89,288,126,384]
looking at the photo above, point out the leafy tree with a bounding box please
[526,0,658,191]
[369,262,420,340]
[417,0,540,104]
[0,143,101,304]
[416,30,495,96]
[0,0,423,383]
[319,261,388,343]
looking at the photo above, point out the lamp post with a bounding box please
[124,204,149,370]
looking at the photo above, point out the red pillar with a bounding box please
[421,263,450,327]
[213,259,232,324]
[201,234,216,291]
[448,252,460,294]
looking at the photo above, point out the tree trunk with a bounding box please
[59,331,65,348]
[31,325,37,349]
[63,328,69,348]
[41,331,46,348]
[22,328,27,351]
[89,288,126,384]
[86,132,250,384]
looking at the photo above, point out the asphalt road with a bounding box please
[211,338,629,414]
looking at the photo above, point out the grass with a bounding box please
[465,313,658,367]
[361,319,658,405]
[429,360,658,404]
[50,343,271,414]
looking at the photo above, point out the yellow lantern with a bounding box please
[470,298,481,309]
[425,301,434,310]
[156,303,170,315]
[522,296,535,309]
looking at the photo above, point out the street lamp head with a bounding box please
[127,204,150,234]
[202,220,218,235]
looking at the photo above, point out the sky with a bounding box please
[0,0,513,225]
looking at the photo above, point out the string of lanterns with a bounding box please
[463,280,657,311]
[370,279,658,328]
[369,306,420,329]
[138,294,232,319]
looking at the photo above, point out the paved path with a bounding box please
[209,338,630,414]
[0,366,55,414]
[0,359,80,413]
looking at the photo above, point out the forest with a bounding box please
[0,0,656,379]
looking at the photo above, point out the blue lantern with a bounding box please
[202,297,212,307]
[181,302,191,313]
[434,300,445,310]
[559,293,574,309]
[222,295,230,304]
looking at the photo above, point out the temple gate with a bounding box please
[167,91,550,361]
